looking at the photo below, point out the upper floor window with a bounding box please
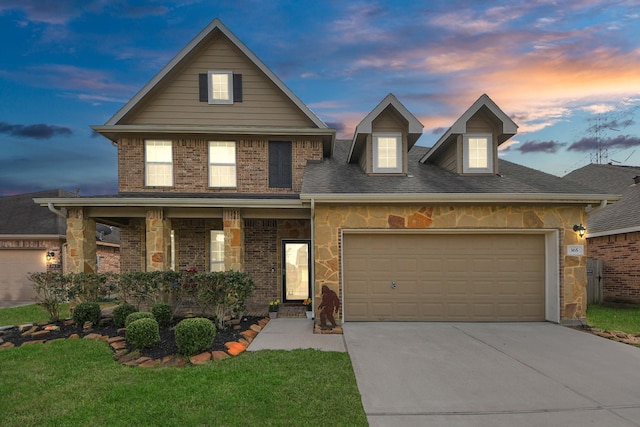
[463,134,493,173]
[373,133,402,173]
[209,141,236,187]
[145,140,173,186]
[210,230,225,272]
[269,141,292,188]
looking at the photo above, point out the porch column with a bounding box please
[66,208,97,273]
[146,208,171,271]
[223,208,244,271]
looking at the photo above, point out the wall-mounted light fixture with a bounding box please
[46,251,56,261]
[573,224,586,238]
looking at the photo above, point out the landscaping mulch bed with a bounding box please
[0,316,262,360]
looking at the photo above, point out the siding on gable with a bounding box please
[118,137,323,194]
[124,33,316,128]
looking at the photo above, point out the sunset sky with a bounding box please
[1,0,639,196]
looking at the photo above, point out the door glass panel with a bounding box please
[284,242,309,301]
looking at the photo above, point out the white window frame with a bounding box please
[207,71,233,104]
[373,132,402,173]
[210,230,225,272]
[145,140,173,187]
[209,141,237,188]
[463,133,493,174]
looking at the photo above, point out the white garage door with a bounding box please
[343,233,546,322]
[0,250,45,303]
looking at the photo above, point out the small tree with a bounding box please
[27,271,68,322]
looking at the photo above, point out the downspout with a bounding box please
[585,199,608,216]
[47,203,67,218]
[310,198,316,318]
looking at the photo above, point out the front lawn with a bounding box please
[0,305,367,426]
[0,303,70,326]
[586,304,640,334]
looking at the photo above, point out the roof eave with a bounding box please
[301,193,618,204]
[34,197,307,210]
[587,225,640,238]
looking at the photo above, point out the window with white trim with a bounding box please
[208,71,233,104]
[373,133,402,173]
[145,140,173,186]
[210,230,225,272]
[463,134,493,173]
[209,141,237,187]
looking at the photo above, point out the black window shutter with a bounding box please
[198,73,208,102]
[233,74,243,102]
[269,141,292,188]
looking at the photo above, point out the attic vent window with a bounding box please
[373,133,402,174]
[463,133,493,174]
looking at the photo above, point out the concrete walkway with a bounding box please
[344,322,640,427]
[247,318,346,352]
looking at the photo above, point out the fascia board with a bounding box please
[301,193,619,204]
[33,197,305,210]
[91,125,335,138]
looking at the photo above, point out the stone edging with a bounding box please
[0,317,271,368]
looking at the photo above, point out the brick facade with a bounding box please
[118,137,323,194]
[97,245,120,273]
[588,231,640,303]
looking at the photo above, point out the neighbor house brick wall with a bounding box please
[118,137,323,194]
[588,231,640,303]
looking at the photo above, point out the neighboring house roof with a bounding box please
[564,164,640,236]
[420,94,517,164]
[348,93,424,163]
[0,190,120,244]
[0,190,72,236]
[301,140,615,204]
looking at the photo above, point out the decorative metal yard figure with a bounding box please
[318,284,340,329]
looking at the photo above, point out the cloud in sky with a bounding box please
[0,122,72,139]
[515,140,568,154]
[568,135,640,152]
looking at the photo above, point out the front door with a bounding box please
[283,240,311,302]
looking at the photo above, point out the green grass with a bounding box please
[0,303,70,326]
[587,305,640,334]
[0,306,367,426]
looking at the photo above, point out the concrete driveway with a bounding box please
[343,322,640,426]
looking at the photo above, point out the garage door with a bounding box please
[343,233,545,322]
[0,250,45,303]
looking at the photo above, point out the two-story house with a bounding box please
[36,19,614,325]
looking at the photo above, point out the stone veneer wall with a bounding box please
[588,231,640,303]
[313,204,588,322]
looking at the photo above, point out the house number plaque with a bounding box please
[567,245,584,256]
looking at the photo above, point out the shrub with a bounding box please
[125,311,154,328]
[27,272,68,322]
[175,318,216,356]
[72,302,102,326]
[126,318,160,349]
[152,303,173,328]
[112,303,138,328]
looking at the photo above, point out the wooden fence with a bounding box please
[586,258,604,305]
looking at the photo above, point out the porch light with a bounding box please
[46,251,56,261]
[573,224,586,238]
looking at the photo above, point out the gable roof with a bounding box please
[301,140,617,204]
[420,94,517,163]
[347,93,423,163]
[564,164,640,236]
[104,19,327,129]
[0,190,72,235]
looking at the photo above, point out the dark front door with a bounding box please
[283,240,310,302]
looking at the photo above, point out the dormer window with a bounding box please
[463,133,493,174]
[373,133,402,174]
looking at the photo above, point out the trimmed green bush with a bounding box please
[175,317,216,356]
[72,302,101,326]
[152,303,173,328]
[125,311,154,328]
[112,303,138,328]
[126,318,160,349]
